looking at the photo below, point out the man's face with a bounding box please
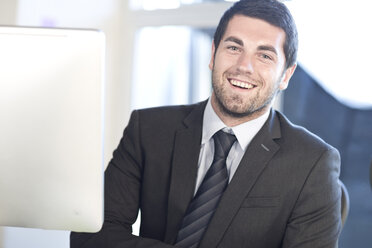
[209,15,296,125]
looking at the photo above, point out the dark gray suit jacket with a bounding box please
[71,100,341,248]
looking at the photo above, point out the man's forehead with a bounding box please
[224,15,285,37]
[222,15,286,51]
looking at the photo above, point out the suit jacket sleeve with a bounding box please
[282,147,342,248]
[70,110,175,248]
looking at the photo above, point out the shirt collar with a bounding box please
[202,98,270,151]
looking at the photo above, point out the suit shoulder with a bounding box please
[275,111,337,153]
[132,101,206,129]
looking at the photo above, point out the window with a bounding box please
[131,26,213,109]
[129,1,233,109]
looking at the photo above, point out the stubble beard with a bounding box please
[211,68,280,120]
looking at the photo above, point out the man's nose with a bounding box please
[237,53,254,73]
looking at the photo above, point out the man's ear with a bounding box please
[279,63,297,90]
[209,40,216,71]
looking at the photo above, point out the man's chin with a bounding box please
[225,109,253,118]
[219,103,254,118]
[221,101,271,120]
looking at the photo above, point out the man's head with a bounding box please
[209,0,298,126]
[213,0,298,69]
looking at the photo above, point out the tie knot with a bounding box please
[213,130,237,159]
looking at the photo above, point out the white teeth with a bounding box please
[230,79,254,89]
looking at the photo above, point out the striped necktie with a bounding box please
[175,130,236,248]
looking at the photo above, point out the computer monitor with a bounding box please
[0,26,105,232]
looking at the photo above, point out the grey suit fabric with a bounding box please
[70,100,341,248]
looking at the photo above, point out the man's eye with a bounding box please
[261,54,272,60]
[228,46,239,51]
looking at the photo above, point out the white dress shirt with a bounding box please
[194,99,270,194]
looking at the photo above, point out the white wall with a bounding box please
[0,0,134,247]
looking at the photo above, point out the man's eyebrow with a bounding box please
[257,45,278,55]
[223,37,279,56]
[223,36,243,46]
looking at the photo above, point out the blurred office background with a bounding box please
[0,0,371,247]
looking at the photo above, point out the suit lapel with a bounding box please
[164,101,207,244]
[199,110,282,248]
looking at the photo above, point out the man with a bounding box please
[71,0,341,247]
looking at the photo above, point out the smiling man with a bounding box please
[71,1,341,247]
[210,15,296,126]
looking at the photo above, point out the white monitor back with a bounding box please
[0,26,105,232]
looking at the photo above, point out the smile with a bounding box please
[229,79,256,89]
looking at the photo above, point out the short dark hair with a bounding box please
[213,0,298,69]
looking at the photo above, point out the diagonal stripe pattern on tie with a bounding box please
[175,130,236,248]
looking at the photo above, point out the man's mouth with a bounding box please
[229,79,256,89]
